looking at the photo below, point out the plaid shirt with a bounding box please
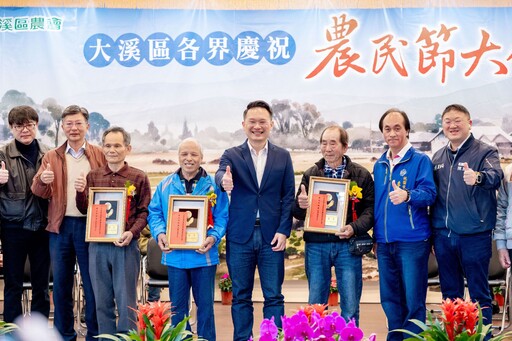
[323,157,346,179]
[76,162,151,239]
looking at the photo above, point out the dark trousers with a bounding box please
[1,227,51,323]
[50,217,98,341]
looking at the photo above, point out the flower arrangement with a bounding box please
[396,298,512,341]
[206,188,217,228]
[218,273,232,292]
[98,301,193,341]
[329,277,338,294]
[124,180,137,223]
[252,304,376,341]
[125,180,137,197]
[206,189,217,207]
[348,181,363,221]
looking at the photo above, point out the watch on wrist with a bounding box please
[475,172,482,185]
[405,189,411,203]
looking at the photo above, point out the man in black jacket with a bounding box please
[0,105,50,322]
[293,125,374,325]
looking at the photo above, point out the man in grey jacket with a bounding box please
[0,105,50,322]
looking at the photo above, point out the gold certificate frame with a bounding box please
[166,195,208,249]
[85,187,127,242]
[304,176,350,234]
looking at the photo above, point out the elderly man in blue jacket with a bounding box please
[148,138,228,341]
[432,104,503,333]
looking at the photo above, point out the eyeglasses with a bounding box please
[63,121,86,129]
[12,123,36,131]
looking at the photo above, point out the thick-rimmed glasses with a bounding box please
[12,123,36,131]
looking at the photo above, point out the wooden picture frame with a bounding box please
[85,187,127,242]
[166,195,208,249]
[304,176,350,234]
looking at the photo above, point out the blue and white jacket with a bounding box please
[148,169,228,269]
[373,146,436,243]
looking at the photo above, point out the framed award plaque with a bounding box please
[166,195,208,249]
[85,187,127,242]
[304,176,350,234]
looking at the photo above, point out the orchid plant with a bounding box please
[252,304,376,341]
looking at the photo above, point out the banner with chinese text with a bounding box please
[1,6,511,150]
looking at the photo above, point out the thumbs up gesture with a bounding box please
[297,184,309,209]
[462,162,478,186]
[0,161,9,184]
[74,171,87,193]
[222,165,234,192]
[40,163,54,184]
[389,180,408,205]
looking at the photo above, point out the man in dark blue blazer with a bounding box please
[215,100,295,341]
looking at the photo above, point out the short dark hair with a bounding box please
[102,126,131,146]
[8,105,39,126]
[62,105,89,121]
[379,108,411,136]
[243,100,273,119]
[442,104,471,119]
[320,125,349,147]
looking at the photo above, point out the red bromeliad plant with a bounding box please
[98,301,193,341]
[396,298,512,341]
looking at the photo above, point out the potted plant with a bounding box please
[253,304,376,340]
[328,277,338,306]
[395,297,512,340]
[218,273,232,305]
[493,286,505,307]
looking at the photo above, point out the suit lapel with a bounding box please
[240,142,259,188]
[260,142,275,189]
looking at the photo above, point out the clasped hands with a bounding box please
[157,233,216,254]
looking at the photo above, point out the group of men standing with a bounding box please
[0,101,505,341]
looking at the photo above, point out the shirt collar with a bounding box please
[388,142,412,162]
[66,141,86,154]
[248,141,268,156]
[323,156,346,179]
[178,167,205,182]
[101,162,129,177]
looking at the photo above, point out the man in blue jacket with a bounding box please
[374,108,436,341]
[215,100,295,341]
[432,104,503,331]
[148,138,228,341]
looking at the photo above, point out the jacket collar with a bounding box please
[447,133,475,154]
[56,140,94,158]
[6,139,44,159]
[315,155,353,179]
[170,168,211,194]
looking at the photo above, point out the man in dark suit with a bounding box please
[215,100,295,341]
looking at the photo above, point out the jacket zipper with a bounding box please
[384,161,391,243]
[408,205,415,229]
[445,151,457,236]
